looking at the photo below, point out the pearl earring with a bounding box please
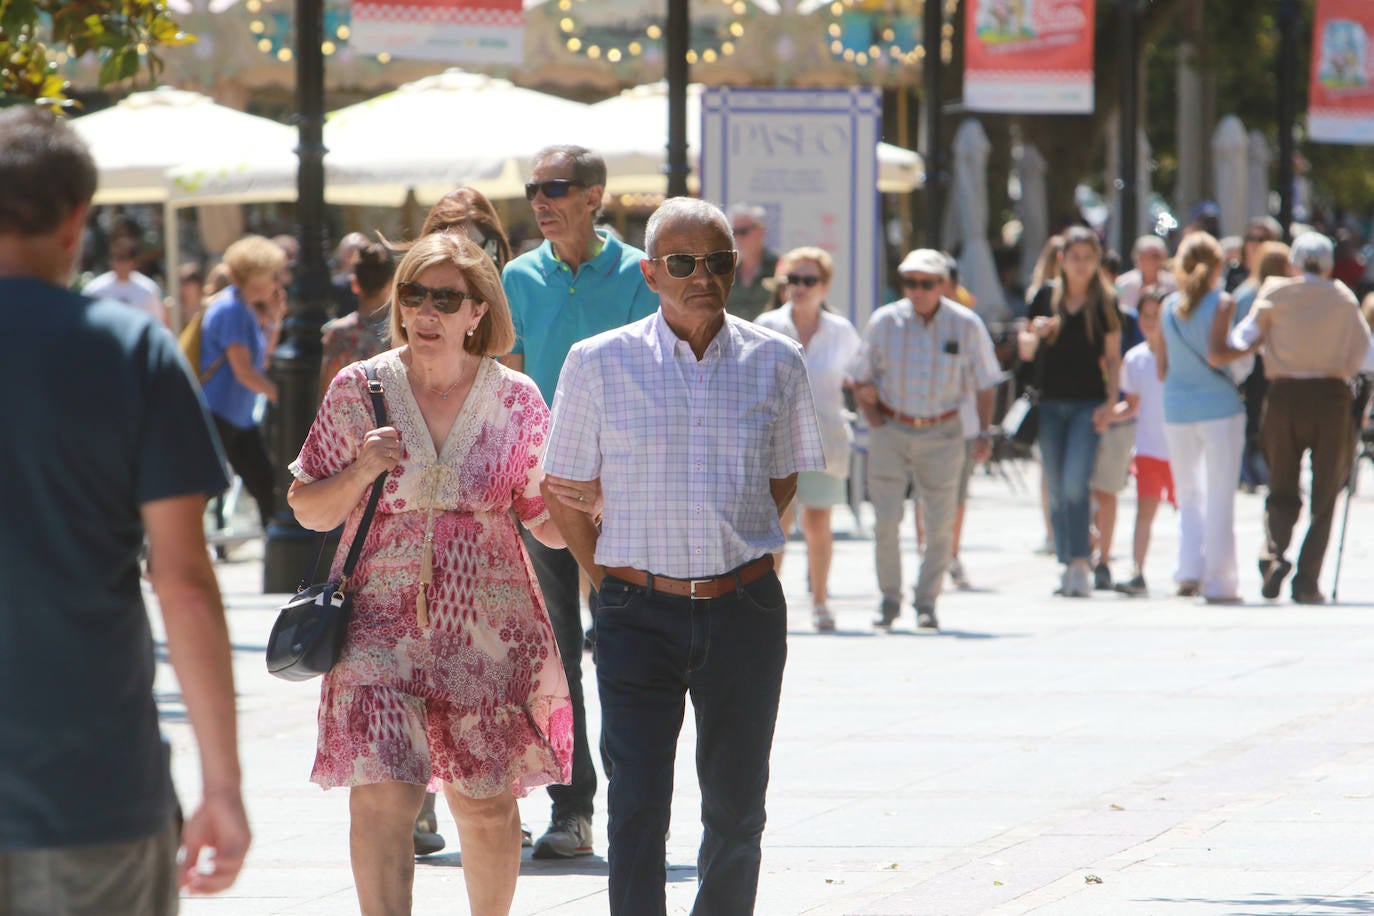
[466,327,476,337]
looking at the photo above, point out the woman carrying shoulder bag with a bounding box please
[1018,226,1122,597]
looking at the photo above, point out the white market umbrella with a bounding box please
[1212,115,1249,239]
[942,118,1006,323]
[577,82,923,197]
[322,68,591,204]
[72,86,297,205]
[73,87,297,329]
[168,68,590,208]
[1016,142,1049,290]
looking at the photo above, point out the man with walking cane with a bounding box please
[1209,232,1371,604]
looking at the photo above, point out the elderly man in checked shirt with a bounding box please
[540,197,824,916]
[849,248,1002,632]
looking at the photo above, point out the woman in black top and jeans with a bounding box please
[1019,227,1123,596]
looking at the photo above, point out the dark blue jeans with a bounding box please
[595,568,788,916]
[523,535,596,819]
[1038,399,1101,563]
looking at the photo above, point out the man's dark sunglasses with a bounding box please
[396,281,479,314]
[524,179,584,201]
[901,277,942,291]
[654,250,738,279]
[785,274,822,288]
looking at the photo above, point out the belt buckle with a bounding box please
[689,578,711,599]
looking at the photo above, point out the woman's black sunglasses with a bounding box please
[396,281,478,314]
[654,250,738,279]
[785,274,823,288]
[524,179,584,201]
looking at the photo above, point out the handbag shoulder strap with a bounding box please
[297,363,389,590]
[1167,297,1236,388]
[340,365,389,581]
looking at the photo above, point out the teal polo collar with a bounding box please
[535,229,626,279]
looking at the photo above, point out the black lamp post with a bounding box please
[1117,0,1143,254]
[1276,0,1299,240]
[922,0,943,247]
[263,0,330,592]
[666,0,691,198]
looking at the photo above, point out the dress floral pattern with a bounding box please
[289,349,572,798]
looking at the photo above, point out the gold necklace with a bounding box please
[409,358,473,401]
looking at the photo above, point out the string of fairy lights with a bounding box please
[232,0,959,69]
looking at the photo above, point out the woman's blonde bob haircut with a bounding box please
[223,234,287,289]
[388,232,515,357]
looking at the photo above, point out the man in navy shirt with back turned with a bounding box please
[0,107,249,914]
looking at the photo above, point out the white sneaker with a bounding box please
[1066,560,1093,598]
[948,557,971,590]
[531,813,593,859]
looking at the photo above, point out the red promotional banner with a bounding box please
[351,0,524,64]
[1309,0,1374,144]
[964,0,1095,114]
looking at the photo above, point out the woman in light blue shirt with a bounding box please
[1159,232,1252,602]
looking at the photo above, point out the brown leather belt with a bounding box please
[877,403,959,428]
[603,555,775,599]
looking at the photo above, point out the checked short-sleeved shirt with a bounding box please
[848,297,1004,417]
[544,311,826,579]
[502,231,659,406]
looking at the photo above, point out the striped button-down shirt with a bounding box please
[544,310,826,579]
[848,297,1003,418]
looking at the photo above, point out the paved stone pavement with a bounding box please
[157,457,1374,915]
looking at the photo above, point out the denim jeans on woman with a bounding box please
[594,570,787,916]
[1038,399,1102,563]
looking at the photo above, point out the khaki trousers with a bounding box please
[0,820,179,916]
[866,417,964,611]
[1261,377,1355,592]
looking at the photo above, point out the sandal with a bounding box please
[813,606,836,632]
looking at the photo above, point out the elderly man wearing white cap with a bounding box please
[848,249,1003,630]
[1210,231,1372,603]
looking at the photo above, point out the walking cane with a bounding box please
[1332,458,1357,603]
[1333,374,1374,602]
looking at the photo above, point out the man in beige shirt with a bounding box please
[1211,232,1371,603]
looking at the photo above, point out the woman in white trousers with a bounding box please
[1158,233,1252,602]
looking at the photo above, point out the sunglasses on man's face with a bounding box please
[396,281,479,314]
[654,250,738,279]
[524,179,584,201]
[785,274,822,288]
[901,276,942,291]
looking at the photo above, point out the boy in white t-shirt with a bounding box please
[1112,287,1175,595]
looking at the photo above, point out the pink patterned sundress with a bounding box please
[289,349,572,799]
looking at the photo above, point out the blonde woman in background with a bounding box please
[1156,232,1251,603]
[757,246,861,631]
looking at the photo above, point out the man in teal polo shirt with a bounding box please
[502,144,658,859]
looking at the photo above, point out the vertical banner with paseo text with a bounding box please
[964,0,1095,114]
[1309,0,1374,144]
[700,88,882,328]
[350,0,524,64]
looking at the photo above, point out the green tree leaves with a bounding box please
[0,0,195,109]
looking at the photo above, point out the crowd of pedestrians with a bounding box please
[7,99,1374,916]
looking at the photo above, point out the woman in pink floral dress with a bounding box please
[288,232,572,915]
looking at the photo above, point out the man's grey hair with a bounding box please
[1289,231,1334,276]
[533,145,608,189]
[533,145,608,219]
[644,198,733,257]
[1131,234,1167,258]
[725,202,766,226]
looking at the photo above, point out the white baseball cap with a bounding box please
[896,248,951,277]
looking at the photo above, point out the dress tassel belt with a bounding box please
[603,555,775,599]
